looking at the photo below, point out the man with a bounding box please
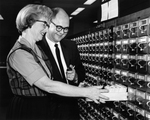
[37,7,85,120]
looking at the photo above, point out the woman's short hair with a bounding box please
[16,4,52,32]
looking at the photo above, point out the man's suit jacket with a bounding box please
[37,36,85,85]
[37,36,85,120]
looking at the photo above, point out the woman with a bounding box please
[6,4,108,120]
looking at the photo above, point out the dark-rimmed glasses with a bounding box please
[35,20,49,28]
[51,21,69,33]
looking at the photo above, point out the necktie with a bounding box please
[55,44,66,83]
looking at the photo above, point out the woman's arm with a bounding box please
[10,49,109,103]
[34,75,109,103]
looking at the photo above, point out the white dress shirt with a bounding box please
[45,36,67,77]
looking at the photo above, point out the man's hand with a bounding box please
[66,65,78,83]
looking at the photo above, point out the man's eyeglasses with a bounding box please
[51,21,69,33]
[35,20,49,28]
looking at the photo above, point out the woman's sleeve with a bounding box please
[9,49,47,85]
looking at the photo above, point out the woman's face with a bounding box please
[30,17,49,42]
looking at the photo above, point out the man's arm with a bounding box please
[73,41,85,84]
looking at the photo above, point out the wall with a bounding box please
[70,7,150,120]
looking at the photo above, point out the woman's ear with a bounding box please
[26,19,34,28]
[26,15,36,28]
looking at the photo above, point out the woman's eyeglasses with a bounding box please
[51,21,69,33]
[35,20,49,28]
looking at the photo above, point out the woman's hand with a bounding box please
[85,86,109,103]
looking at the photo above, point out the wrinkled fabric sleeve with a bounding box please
[9,49,47,85]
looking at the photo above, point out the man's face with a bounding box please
[47,12,69,43]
